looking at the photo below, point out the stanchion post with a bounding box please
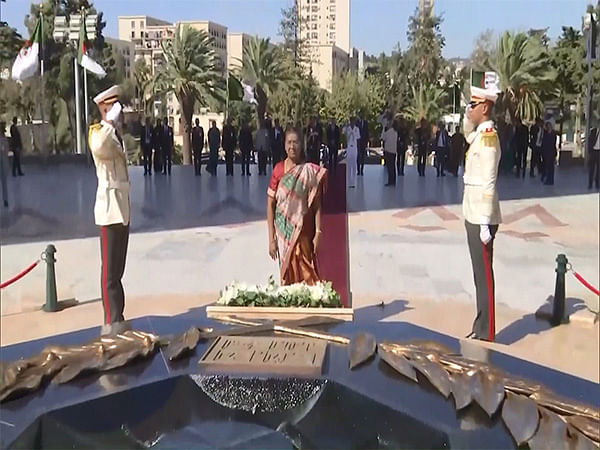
[42,244,58,312]
[551,254,569,326]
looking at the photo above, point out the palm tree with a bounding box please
[155,24,225,165]
[133,59,154,115]
[492,31,556,123]
[241,37,287,127]
[405,84,446,124]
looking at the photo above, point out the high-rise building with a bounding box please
[297,0,350,54]
[105,37,135,79]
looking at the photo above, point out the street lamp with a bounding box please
[53,12,98,156]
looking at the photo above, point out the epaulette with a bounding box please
[88,123,102,147]
[481,127,497,137]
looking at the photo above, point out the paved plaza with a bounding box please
[1,161,599,380]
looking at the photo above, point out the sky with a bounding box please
[1,0,594,58]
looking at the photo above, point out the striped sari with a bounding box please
[271,162,327,285]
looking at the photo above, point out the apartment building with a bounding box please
[227,32,252,72]
[105,37,135,78]
[305,44,349,91]
[297,0,350,54]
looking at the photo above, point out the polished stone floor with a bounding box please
[1,161,596,245]
[1,162,598,323]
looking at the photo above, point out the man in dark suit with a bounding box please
[272,118,284,167]
[141,117,153,176]
[222,117,237,176]
[434,121,449,177]
[357,113,369,175]
[152,118,163,174]
[396,119,408,176]
[513,118,529,178]
[9,117,24,177]
[541,121,557,185]
[238,121,253,176]
[162,117,174,175]
[326,117,340,172]
[588,126,600,190]
[529,118,544,178]
[416,118,429,177]
[207,120,220,176]
[192,118,204,176]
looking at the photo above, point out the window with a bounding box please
[330,32,335,39]
[312,23,317,30]
[140,21,144,28]
[311,32,318,39]
[330,23,335,29]
[131,21,135,28]
[312,14,317,20]
[330,6,336,12]
[131,31,135,38]
[330,14,336,20]
[312,5,318,12]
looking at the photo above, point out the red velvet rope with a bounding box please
[572,271,600,297]
[0,260,40,289]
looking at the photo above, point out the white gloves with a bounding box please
[106,102,122,123]
[463,105,475,136]
[480,225,492,245]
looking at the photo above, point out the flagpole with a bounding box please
[226,71,229,121]
[40,9,47,156]
[74,56,82,155]
[84,67,89,154]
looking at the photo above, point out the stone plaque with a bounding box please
[198,336,327,376]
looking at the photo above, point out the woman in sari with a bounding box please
[267,126,327,285]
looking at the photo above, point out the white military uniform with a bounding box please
[462,120,502,226]
[89,85,130,327]
[89,121,130,226]
[463,85,502,342]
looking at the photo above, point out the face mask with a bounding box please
[106,102,122,122]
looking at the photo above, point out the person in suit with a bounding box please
[529,118,544,178]
[463,85,502,342]
[141,117,153,176]
[513,118,529,178]
[192,118,204,176]
[222,117,237,176]
[89,85,131,333]
[239,121,253,176]
[382,121,398,186]
[588,126,600,190]
[415,118,429,176]
[434,121,450,177]
[396,119,408,176]
[9,117,24,177]
[448,125,466,177]
[0,121,10,207]
[272,118,284,167]
[541,121,557,185]
[357,113,369,175]
[207,120,220,176]
[326,117,340,172]
[306,116,320,164]
[255,120,271,176]
[161,117,174,175]
[152,118,163,174]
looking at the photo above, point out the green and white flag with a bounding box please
[11,19,41,81]
[472,70,500,91]
[228,74,243,101]
[78,17,106,78]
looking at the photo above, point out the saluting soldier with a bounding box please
[88,85,131,333]
[463,85,502,342]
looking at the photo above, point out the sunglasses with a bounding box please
[468,100,486,108]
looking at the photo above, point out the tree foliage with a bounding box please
[156,24,225,164]
[492,31,556,123]
[242,36,287,127]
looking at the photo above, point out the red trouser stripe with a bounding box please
[101,226,111,324]
[482,243,495,341]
